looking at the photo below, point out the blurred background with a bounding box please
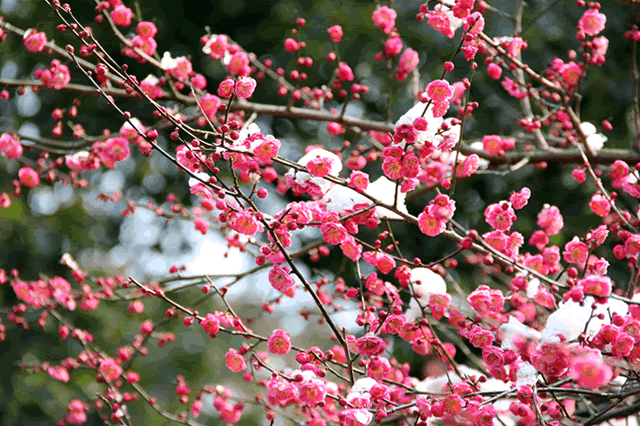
[0,0,637,424]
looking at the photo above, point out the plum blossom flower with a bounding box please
[0,133,22,159]
[99,358,123,381]
[225,348,247,372]
[580,122,608,154]
[537,204,564,236]
[426,79,454,103]
[18,167,40,188]
[203,34,228,59]
[355,333,387,356]
[563,237,589,265]
[201,313,220,337]
[269,265,295,292]
[236,76,257,98]
[268,329,292,354]
[23,29,47,52]
[285,148,342,196]
[427,4,464,39]
[111,5,133,26]
[372,6,397,34]
[570,353,612,388]
[137,21,157,38]
[578,9,606,36]
[484,202,517,231]
[298,377,327,407]
[328,25,343,42]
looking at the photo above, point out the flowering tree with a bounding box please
[2,0,640,425]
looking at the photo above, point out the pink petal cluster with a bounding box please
[372,6,397,34]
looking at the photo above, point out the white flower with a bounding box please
[322,176,408,220]
[580,122,607,154]
[188,172,211,188]
[405,268,447,322]
[142,74,160,86]
[237,122,261,144]
[499,316,540,351]
[541,296,629,343]
[285,148,342,195]
[395,102,444,149]
[516,362,539,386]
[161,52,178,71]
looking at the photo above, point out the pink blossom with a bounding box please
[349,171,369,192]
[218,79,235,99]
[625,235,640,257]
[341,237,363,261]
[140,75,163,99]
[130,35,157,56]
[225,348,247,372]
[342,408,373,426]
[18,167,40,188]
[236,76,257,99]
[65,400,87,425]
[267,329,291,354]
[229,211,263,236]
[269,265,295,292]
[510,187,531,210]
[482,135,503,155]
[327,122,345,136]
[23,29,47,53]
[197,94,220,119]
[537,205,564,236]
[98,137,131,168]
[284,38,299,52]
[267,377,298,405]
[203,34,228,60]
[484,202,517,231]
[48,365,70,382]
[328,25,343,43]
[40,60,71,90]
[427,6,461,39]
[227,51,251,76]
[383,36,403,57]
[418,211,446,236]
[467,325,494,348]
[570,354,612,388]
[193,217,210,235]
[362,251,396,274]
[487,63,502,79]
[397,48,419,73]
[252,135,281,162]
[372,6,397,34]
[611,160,630,180]
[429,293,451,320]
[137,21,157,38]
[560,62,582,85]
[336,62,354,81]
[589,193,610,217]
[578,274,612,298]
[201,313,220,337]
[578,9,606,36]
[99,358,123,381]
[298,378,327,406]
[0,133,22,159]
[426,79,454,103]
[321,221,348,245]
[462,154,479,177]
[529,230,549,250]
[110,5,133,26]
[563,237,589,265]
[474,405,497,426]
[355,333,387,356]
